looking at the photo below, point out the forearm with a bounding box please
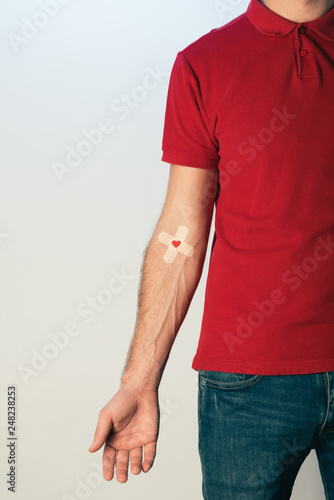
[120,207,212,391]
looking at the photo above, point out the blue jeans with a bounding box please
[198,369,334,499]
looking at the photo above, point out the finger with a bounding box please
[116,449,129,483]
[102,443,116,481]
[89,409,113,453]
[130,446,143,475]
[142,442,157,472]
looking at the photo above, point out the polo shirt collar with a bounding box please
[246,0,334,41]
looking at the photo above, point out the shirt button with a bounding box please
[299,26,307,34]
[300,49,308,56]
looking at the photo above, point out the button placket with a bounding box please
[293,23,315,78]
[299,24,308,56]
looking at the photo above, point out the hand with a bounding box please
[88,386,160,483]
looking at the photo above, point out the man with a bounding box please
[89,0,334,497]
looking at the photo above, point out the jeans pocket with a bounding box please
[198,369,264,390]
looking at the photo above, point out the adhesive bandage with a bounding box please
[158,226,194,263]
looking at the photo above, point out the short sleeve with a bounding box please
[161,51,219,170]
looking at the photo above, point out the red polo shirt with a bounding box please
[161,0,334,375]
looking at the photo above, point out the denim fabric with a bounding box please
[198,369,334,499]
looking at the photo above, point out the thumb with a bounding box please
[89,410,113,453]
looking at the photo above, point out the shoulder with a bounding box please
[179,13,251,69]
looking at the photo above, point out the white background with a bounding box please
[0,0,327,498]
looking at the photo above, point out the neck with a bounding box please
[259,0,334,22]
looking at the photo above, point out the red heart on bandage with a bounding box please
[172,240,181,248]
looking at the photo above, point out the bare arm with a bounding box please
[89,164,218,482]
[121,163,218,390]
